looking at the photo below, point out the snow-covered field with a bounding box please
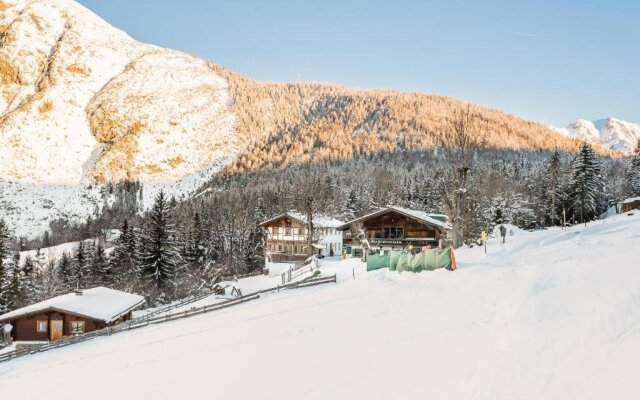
[134,266,317,318]
[1,213,639,399]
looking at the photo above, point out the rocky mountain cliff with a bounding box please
[553,118,640,155]
[0,0,611,237]
[0,0,236,184]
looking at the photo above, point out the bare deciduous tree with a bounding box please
[439,106,487,248]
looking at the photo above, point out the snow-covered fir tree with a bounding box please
[3,253,21,311]
[56,252,73,292]
[0,219,11,313]
[139,191,181,301]
[90,241,109,287]
[109,219,140,291]
[570,142,604,225]
[72,241,91,289]
[544,151,562,225]
[625,139,640,197]
[18,256,40,307]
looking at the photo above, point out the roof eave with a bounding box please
[337,207,448,230]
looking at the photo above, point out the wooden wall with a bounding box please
[10,310,104,341]
[362,212,438,239]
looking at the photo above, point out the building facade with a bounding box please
[0,287,144,342]
[261,212,344,263]
[338,206,450,252]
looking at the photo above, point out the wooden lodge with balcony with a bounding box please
[338,206,450,252]
[260,212,345,263]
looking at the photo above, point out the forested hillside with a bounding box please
[210,65,615,175]
[2,141,638,309]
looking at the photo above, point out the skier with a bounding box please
[499,224,507,244]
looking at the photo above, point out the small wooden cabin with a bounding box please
[622,197,640,213]
[0,287,145,342]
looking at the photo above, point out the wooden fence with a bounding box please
[0,274,336,364]
[281,257,319,285]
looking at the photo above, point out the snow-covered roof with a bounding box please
[0,287,145,324]
[261,212,345,229]
[338,206,451,230]
[622,197,640,204]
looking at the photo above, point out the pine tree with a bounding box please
[72,241,91,289]
[57,252,73,292]
[341,190,358,221]
[570,142,603,225]
[109,219,140,291]
[626,139,640,197]
[545,151,562,225]
[3,253,21,311]
[90,241,109,287]
[140,191,180,298]
[0,219,11,313]
[18,256,40,306]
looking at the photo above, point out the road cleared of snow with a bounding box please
[1,213,639,399]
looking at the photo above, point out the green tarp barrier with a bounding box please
[389,251,401,271]
[367,248,455,272]
[366,253,390,271]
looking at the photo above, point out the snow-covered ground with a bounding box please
[19,240,83,266]
[134,266,319,318]
[1,213,639,399]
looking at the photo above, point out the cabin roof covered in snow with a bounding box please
[622,197,640,204]
[337,206,451,230]
[0,287,145,323]
[260,212,345,229]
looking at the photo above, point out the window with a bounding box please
[383,227,404,239]
[285,227,291,235]
[70,321,85,334]
[294,246,298,254]
[278,244,282,252]
[36,320,48,332]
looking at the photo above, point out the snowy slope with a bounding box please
[553,118,640,155]
[1,212,639,399]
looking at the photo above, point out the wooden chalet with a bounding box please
[260,212,345,263]
[0,287,144,342]
[338,206,450,252]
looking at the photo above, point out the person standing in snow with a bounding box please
[499,225,507,244]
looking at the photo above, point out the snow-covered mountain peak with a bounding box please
[0,0,237,185]
[553,117,640,155]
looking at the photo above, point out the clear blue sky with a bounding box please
[76,0,639,126]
